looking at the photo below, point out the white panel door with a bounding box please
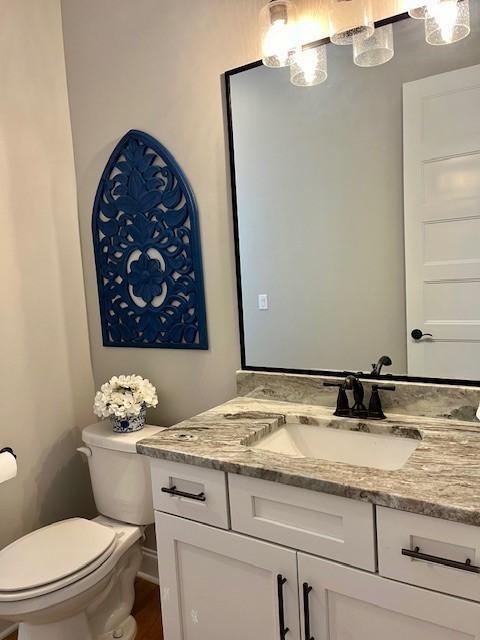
[298,553,480,640]
[403,64,480,379]
[155,512,300,640]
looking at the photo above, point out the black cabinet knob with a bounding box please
[411,329,433,341]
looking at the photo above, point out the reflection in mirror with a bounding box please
[228,11,480,381]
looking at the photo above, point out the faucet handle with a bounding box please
[323,382,350,417]
[372,383,396,392]
[368,384,395,420]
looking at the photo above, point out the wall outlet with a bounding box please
[257,294,269,310]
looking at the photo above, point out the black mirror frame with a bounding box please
[224,12,480,388]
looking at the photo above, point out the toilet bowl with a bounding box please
[0,423,164,640]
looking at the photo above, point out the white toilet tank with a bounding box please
[81,422,164,525]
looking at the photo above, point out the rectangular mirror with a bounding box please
[226,10,480,383]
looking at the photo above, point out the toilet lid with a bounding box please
[0,518,117,593]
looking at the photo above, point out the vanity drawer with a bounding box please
[377,507,480,601]
[151,459,229,529]
[228,474,376,571]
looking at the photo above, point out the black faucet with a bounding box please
[323,374,367,418]
[324,375,396,420]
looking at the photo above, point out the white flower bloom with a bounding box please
[93,374,158,419]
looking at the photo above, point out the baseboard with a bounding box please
[0,623,17,639]
[138,545,159,584]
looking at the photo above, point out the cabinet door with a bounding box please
[298,553,480,640]
[155,512,300,640]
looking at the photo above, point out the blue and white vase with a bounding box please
[110,406,147,433]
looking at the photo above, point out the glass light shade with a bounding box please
[290,45,328,86]
[425,0,470,45]
[259,0,299,68]
[408,1,435,19]
[328,0,374,45]
[353,24,394,67]
[409,6,428,18]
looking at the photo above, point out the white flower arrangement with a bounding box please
[93,375,158,420]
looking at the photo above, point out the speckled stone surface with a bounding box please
[138,395,480,527]
[237,370,480,422]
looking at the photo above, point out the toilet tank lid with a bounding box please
[82,422,165,453]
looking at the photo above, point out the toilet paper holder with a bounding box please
[1,447,16,459]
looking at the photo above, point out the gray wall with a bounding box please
[58,0,480,559]
[0,1,95,631]
[231,13,480,374]
[60,0,267,427]
[60,0,405,427]
[0,0,95,545]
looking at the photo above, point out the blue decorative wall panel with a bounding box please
[92,130,208,349]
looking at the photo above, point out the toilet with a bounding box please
[0,422,164,640]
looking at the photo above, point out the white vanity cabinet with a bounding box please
[299,553,480,640]
[152,464,480,640]
[155,512,300,640]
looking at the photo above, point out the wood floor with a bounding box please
[5,578,163,640]
[132,578,163,640]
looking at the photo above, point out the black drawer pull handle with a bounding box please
[161,486,206,502]
[277,574,290,639]
[302,583,314,640]
[402,547,480,573]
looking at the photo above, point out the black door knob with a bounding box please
[411,329,433,341]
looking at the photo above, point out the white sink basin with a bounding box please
[252,419,420,471]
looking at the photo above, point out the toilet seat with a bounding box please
[0,518,117,601]
[0,517,142,621]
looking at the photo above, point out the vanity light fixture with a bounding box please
[328,0,374,45]
[425,0,470,45]
[259,1,470,89]
[353,24,394,67]
[290,43,328,86]
[259,0,299,68]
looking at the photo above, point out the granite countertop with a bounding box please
[137,396,480,526]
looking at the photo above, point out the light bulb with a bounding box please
[290,45,328,87]
[301,50,318,84]
[264,19,292,66]
[259,1,299,68]
[425,0,470,45]
[433,0,457,41]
